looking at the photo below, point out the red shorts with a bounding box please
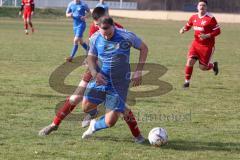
[188,41,215,66]
[23,11,32,20]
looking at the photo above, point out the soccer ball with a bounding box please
[148,127,168,146]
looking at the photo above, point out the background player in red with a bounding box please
[39,7,145,143]
[179,0,221,88]
[19,0,35,35]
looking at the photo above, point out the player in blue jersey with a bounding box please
[96,0,109,15]
[82,16,148,139]
[65,0,91,62]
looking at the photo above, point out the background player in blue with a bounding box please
[82,16,148,139]
[96,0,109,15]
[65,0,91,62]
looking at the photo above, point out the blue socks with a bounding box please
[88,109,98,117]
[94,115,108,131]
[81,42,88,51]
[70,43,88,58]
[70,44,79,58]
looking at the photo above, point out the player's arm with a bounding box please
[128,31,148,87]
[87,54,98,78]
[31,2,35,12]
[19,2,24,15]
[87,54,107,85]
[180,16,193,34]
[31,1,35,15]
[87,38,106,85]
[81,5,91,21]
[66,4,72,18]
[132,41,148,87]
[209,17,221,37]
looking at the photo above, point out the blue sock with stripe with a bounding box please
[70,44,78,58]
[94,115,108,131]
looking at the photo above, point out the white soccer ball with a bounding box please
[148,127,168,146]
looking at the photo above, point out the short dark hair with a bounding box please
[92,7,106,21]
[98,16,114,26]
[198,0,208,5]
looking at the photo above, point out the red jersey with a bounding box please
[22,0,34,12]
[89,22,123,37]
[184,12,221,46]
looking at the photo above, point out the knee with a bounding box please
[73,38,79,44]
[81,99,97,113]
[79,39,84,45]
[186,58,196,66]
[69,95,82,105]
[105,113,119,127]
[105,118,117,127]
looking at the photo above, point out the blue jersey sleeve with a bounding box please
[84,3,90,12]
[128,32,142,49]
[66,3,72,14]
[88,36,98,56]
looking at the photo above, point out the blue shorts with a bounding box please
[84,81,129,113]
[73,23,86,38]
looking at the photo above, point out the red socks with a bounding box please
[29,22,33,28]
[124,110,141,137]
[185,65,193,82]
[207,63,214,70]
[24,23,28,30]
[53,97,76,126]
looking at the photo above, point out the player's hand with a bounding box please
[95,73,107,85]
[31,11,34,16]
[19,11,22,16]
[66,13,73,18]
[132,70,142,87]
[199,33,210,40]
[80,16,86,21]
[179,28,185,34]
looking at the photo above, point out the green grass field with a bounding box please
[0,15,240,160]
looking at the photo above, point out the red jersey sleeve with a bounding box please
[89,23,99,38]
[209,17,221,37]
[184,15,194,31]
[114,22,124,29]
[20,0,24,11]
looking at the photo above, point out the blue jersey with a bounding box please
[66,1,90,28]
[89,28,142,84]
[96,2,109,12]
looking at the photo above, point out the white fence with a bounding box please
[0,0,137,10]
[0,0,19,7]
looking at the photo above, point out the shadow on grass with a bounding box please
[89,136,240,152]
[92,136,131,143]
[0,91,64,99]
[162,140,240,152]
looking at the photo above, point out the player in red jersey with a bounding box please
[19,0,35,35]
[180,0,221,88]
[89,7,123,37]
[39,7,145,143]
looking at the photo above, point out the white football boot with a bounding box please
[81,114,92,128]
[82,119,96,139]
